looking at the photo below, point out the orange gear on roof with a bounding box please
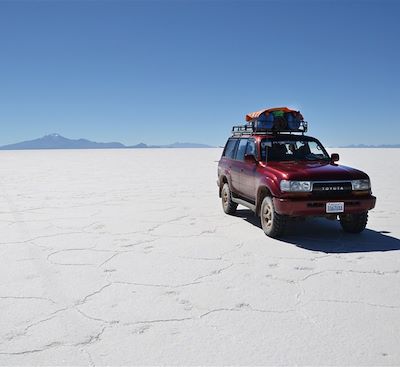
[245,107,303,122]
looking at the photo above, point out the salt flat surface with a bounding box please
[0,148,399,366]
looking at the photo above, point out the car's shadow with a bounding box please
[235,209,400,253]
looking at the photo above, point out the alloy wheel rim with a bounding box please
[223,188,229,207]
[262,203,273,228]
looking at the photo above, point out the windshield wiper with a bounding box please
[304,154,330,161]
[304,154,319,161]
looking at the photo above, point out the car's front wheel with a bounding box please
[221,183,238,215]
[339,212,368,233]
[260,196,287,238]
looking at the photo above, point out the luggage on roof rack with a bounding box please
[239,107,307,134]
[231,120,307,136]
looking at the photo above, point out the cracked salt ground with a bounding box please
[0,148,400,365]
[77,282,197,324]
[103,251,227,287]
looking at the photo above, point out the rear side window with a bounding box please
[223,139,238,159]
[245,139,256,156]
[235,139,248,161]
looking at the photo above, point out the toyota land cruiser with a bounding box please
[217,107,376,238]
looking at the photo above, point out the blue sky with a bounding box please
[0,0,399,147]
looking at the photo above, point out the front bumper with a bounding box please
[273,195,376,216]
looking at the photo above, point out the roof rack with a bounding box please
[231,120,308,137]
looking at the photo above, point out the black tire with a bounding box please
[339,212,368,233]
[221,183,238,215]
[260,196,287,238]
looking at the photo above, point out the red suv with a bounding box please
[217,109,376,238]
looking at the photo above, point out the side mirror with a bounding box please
[331,153,339,163]
[244,154,257,163]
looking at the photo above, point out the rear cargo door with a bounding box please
[221,139,240,193]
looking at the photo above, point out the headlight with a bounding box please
[351,179,370,191]
[280,180,312,192]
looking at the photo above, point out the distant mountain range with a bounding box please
[0,134,213,150]
[340,144,400,148]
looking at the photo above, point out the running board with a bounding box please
[231,197,256,212]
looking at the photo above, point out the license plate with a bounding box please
[326,202,344,213]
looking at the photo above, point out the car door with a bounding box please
[240,138,257,201]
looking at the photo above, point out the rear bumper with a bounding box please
[273,195,376,216]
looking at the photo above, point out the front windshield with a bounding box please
[261,138,330,162]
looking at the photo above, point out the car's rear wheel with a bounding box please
[260,196,287,238]
[221,183,238,215]
[339,212,368,233]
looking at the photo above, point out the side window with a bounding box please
[223,139,238,159]
[260,139,272,161]
[235,139,248,161]
[245,139,256,157]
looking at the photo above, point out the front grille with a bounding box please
[312,182,352,197]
